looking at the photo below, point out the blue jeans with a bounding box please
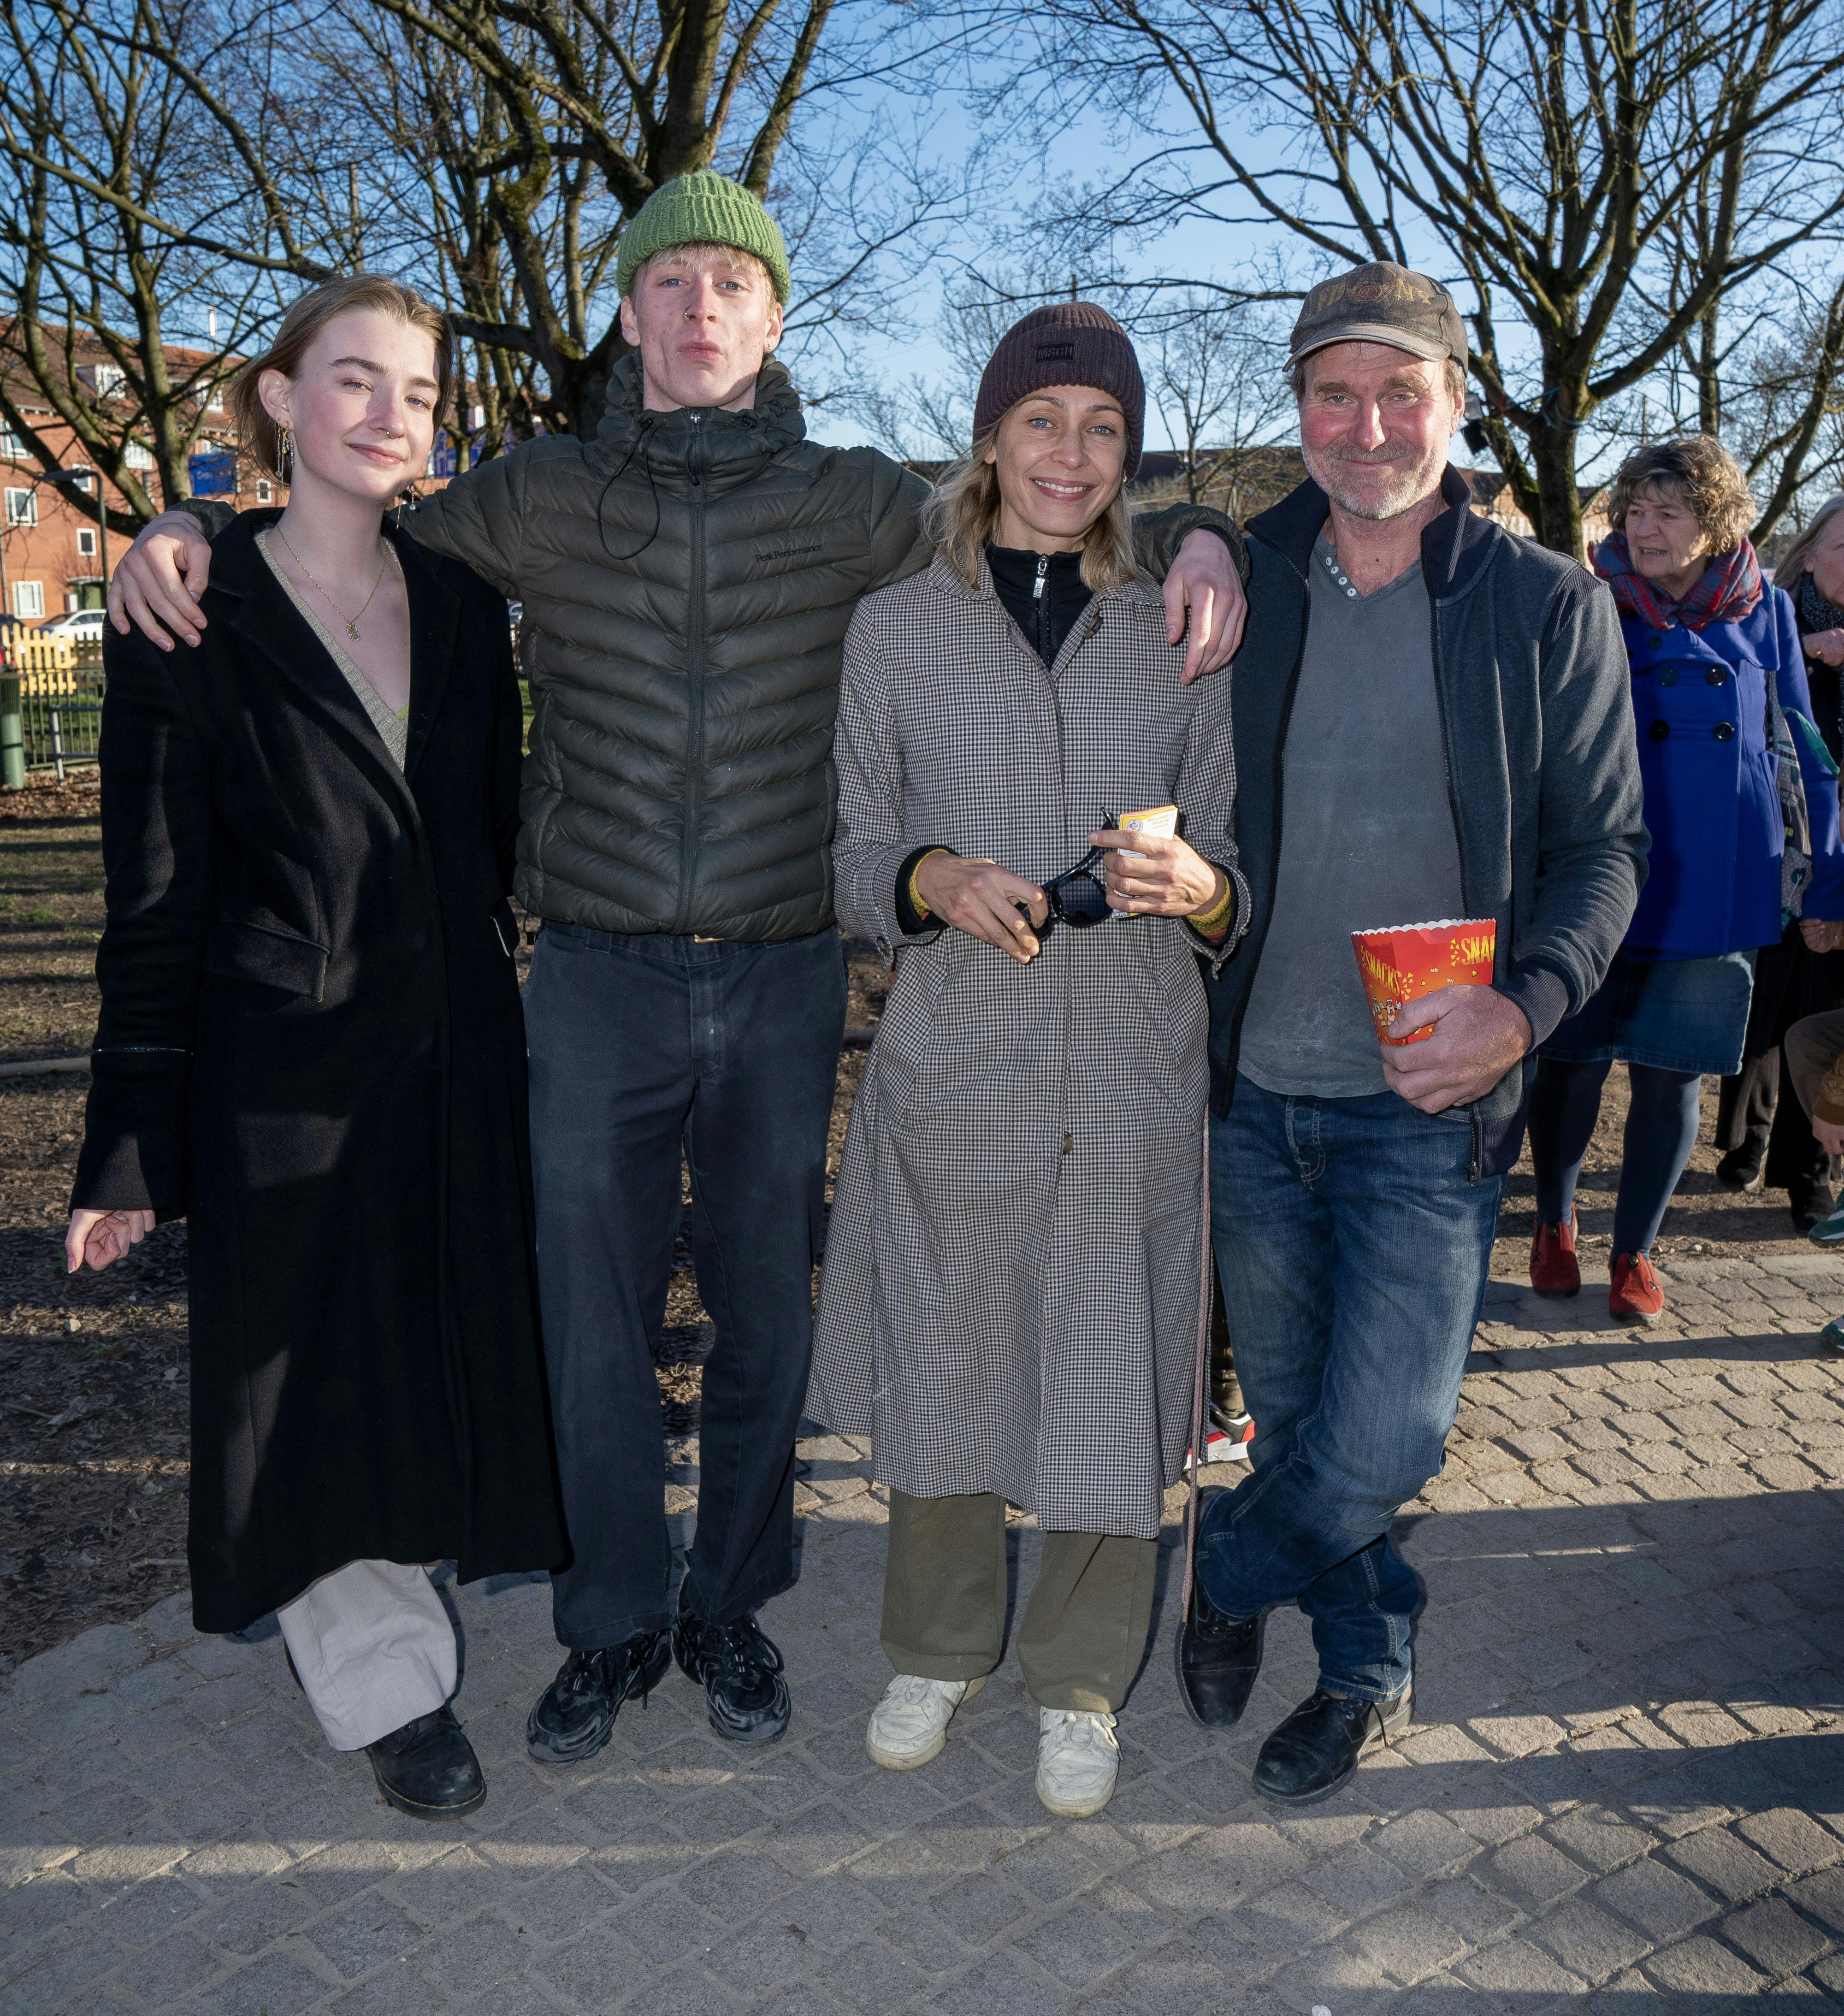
[1200,1078,1502,1702]
[524,924,847,1648]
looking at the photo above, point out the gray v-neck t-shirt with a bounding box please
[1236,532,1465,1098]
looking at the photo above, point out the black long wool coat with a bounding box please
[72,510,564,1632]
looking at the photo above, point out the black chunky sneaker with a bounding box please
[367,1704,485,1819]
[1252,1686,1413,1805]
[1175,1572,1265,1731]
[673,1602,791,1744]
[526,1629,672,1764]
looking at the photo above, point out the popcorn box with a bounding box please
[1351,916,1497,1046]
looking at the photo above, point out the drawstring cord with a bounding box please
[594,422,663,564]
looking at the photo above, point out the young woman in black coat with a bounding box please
[68,276,563,1819]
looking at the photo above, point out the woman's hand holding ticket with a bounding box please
[1089,828,1224,917]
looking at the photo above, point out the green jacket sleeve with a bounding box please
[1129,503,1250,588]
[396,455,526,599]
[863,454,936,593]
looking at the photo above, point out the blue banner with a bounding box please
[188,449,236,497]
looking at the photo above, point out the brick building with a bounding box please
[0,339,281,625]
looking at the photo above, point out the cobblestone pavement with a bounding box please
[2,1252,1843,2015]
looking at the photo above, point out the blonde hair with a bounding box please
[924,426,1144,593]
[226,274,455,479]
[1777,495,1844,590]
[1608,436,1755,555]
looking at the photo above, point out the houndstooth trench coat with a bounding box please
[808,552,1248,1540]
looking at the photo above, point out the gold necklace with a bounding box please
[276,522,390,641]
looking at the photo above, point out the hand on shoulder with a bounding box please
[108,512,216,652]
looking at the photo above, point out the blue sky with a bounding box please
[785,89,1310,454]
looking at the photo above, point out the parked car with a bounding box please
[37,608,106,642]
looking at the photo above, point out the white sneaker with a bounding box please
[1035,1707,1120,1817]
[866,1673,985,1770]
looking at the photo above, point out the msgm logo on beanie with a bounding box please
[1034,342,1077,364]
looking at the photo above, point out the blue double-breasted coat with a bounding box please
[1621,584,1844,957]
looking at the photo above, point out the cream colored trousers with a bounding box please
[275,1559,457,1751]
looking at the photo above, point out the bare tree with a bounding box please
[3,0,972,454]
[1142,293,1290,508]
[988,0,1844,555]
[285,0,970,436]
[1631,208,1844,544]
[0,0,317,523]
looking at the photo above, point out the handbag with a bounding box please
[1770,670,1818,923]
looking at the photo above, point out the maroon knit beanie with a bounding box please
[972,302,1146,479]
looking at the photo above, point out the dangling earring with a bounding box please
[274,425,292,483]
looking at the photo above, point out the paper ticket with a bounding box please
[1112,804,1178,915]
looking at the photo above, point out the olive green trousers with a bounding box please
[880,1490,1159,1713]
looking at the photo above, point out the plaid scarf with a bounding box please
[1595,532,1764,631]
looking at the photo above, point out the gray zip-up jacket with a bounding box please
[1212,468,1649,1176]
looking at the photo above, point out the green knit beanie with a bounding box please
[615,171,791,304]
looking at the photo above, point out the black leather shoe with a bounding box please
[1175,1571,1265,1730]
[1253,1687,1413,1805]
[526,1630,672,1764]
[1715,1145,1767,1193]
[673,1602,791,1744]
[1791,1181,1835,1234]
[367,1704,485,1819]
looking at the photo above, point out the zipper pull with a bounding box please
[1033,556,1048,599]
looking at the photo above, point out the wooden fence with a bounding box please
[0,633,105,778]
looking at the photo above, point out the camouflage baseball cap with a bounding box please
[1288,261,1468,371]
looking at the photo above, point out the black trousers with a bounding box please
[523,923,847,1649]
[1715,928,1844,1190]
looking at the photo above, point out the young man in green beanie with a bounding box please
[108,171,1248,1757]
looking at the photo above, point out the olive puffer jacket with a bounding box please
[305,355,1240,941]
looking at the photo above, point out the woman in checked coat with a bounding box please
[809,304,1246,1820]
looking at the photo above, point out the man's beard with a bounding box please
[1302,441,1446,522]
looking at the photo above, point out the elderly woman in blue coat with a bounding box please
[1527,436,1844,1323]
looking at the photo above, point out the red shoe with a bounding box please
[1609,1251,1664,1324]
[1529,1213,1580,1298]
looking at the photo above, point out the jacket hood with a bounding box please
[590,351,807,492]
[1250,463,1496,600]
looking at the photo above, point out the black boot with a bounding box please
[673,1596,791,1744]
[527,1630,673,1764]
[1253,1687,1413,1805]
[1715,1142,1767,1192]
[1175,1570,1265,1730]
[366,1704,485,1820]
[1791,1179,1836,1234]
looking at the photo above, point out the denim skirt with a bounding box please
[1538,948,1757,1076]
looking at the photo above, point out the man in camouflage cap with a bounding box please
[1174,260,1648,1803]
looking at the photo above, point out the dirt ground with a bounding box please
[0,773,1824,1670]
